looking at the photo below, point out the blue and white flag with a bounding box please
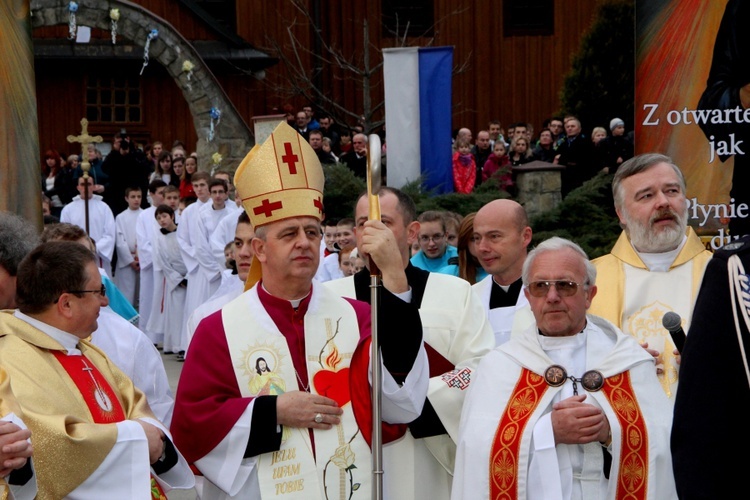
[383,46,453,194]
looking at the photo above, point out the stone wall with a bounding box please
[513,161,564,220]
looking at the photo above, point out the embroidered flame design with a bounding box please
[325,344,341,370]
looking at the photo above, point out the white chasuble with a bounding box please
[222,286,372,499]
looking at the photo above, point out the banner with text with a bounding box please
[636,0,750,249]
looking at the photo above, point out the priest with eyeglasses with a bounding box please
[452,236,677,500]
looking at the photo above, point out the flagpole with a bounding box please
[366,133,383,500]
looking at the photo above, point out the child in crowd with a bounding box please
[591,126,607,145]
[352,250,366,275]
[152,204,187,356]
[482,141,513,192]
[338,244,356,277]
[322,136,339,163]
[452,139,476,194]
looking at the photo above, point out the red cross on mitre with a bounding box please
[253,198,284,217]
[281,142,299,175]
[313,195,323,215]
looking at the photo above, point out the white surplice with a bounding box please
[114,207,142,306]
[60,195,116,277]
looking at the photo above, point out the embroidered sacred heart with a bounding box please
[313,368,351,407]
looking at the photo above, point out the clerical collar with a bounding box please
[260,282,311,310]
[489,277,523,309]
[537,327,587,346]
[636,234,687,272]
[160,225,177,235]
[13,310,82,355]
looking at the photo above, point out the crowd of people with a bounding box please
[451,116,635,196]
[0,106,736,498]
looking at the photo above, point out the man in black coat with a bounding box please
[671,234,750,499]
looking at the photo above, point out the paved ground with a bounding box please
[161,350,199,499]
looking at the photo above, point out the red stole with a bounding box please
[52,351,167,499]
[488,368,649,500]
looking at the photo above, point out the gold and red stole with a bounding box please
[52,351,167,500]
[489,368,649,500]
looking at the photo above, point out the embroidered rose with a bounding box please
[331,443,355,470]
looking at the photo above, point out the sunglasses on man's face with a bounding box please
[526,280,583,297]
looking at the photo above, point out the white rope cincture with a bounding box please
[140,29,159,75]
[728,254,750,388]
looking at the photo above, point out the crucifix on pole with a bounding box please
[67,118,103,235]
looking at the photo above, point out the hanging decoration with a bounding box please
[211,152,223,175]
[109,9,120,45]
[182,60,195,91]
[140,29,159,75]
[208,107,222,142]
[68,2,78,40]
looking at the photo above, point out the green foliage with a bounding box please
[560,0,635,132]
[530,172,621,259]
[413,177,510,215]
[322,163,366,220]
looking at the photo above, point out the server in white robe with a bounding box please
[135,180,168,344]
[193,179,232,299]
[186,212,254,350]
[152,205,188,356]
[113,187,143,306]
[177,172,211,355]
[453,237,677,500]
[209,200,243,269]
[60,177,116,277]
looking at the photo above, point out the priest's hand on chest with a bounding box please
[551,394,610,445]
[276,391,343,430]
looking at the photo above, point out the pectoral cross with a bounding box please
[67,118,103,234]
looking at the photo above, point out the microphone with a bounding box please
[662,311,686,353]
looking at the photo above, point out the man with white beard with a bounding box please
[588,153,712,400]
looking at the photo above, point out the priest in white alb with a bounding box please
[453,237,677,500]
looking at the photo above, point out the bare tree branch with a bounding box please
[251,4,469,134]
